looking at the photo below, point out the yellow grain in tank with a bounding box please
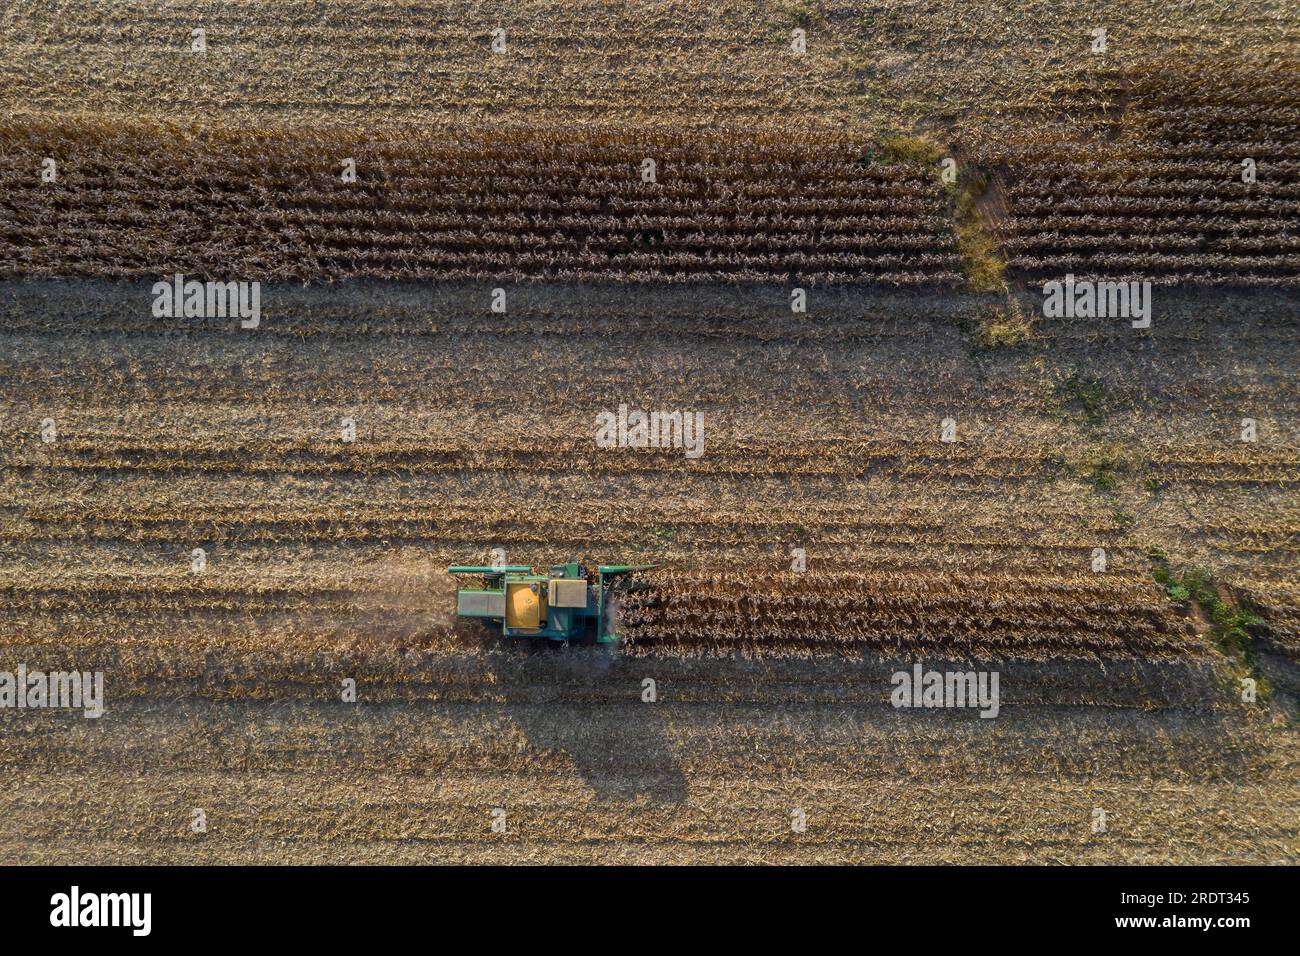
[506,581,541,628]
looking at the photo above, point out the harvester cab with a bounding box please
[448,561,656,643]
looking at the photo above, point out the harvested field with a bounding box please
[2,698,1289,865]
[1,282,1297,863]
[1,0,1297,867]
[2,0,1295,135]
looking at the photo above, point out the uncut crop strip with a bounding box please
[0,119,962,285]
[989,61,1300,287]
[618,570,1200,657]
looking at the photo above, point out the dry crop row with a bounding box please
[993,62,1300,286]
[0,119,961,285]
[618,569,1197,656]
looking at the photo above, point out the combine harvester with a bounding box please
[449,561,655,643]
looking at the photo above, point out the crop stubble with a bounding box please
[0,0,1297,864]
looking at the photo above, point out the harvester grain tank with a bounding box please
[448,562,655,642]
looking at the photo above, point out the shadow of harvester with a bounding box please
[479,635,689,805]
[344,559,688,805]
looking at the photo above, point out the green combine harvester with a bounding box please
[448,561,656,643]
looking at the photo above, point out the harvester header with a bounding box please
[448,561,656,643]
